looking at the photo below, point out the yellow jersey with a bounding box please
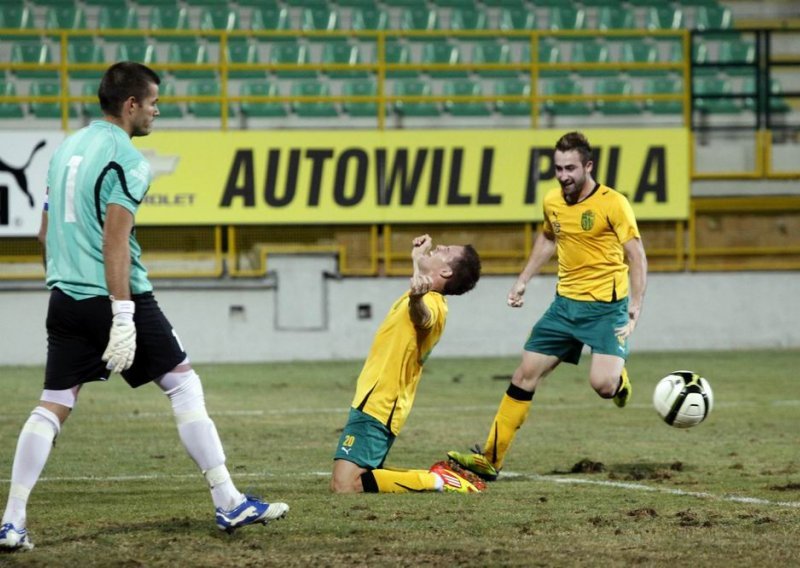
[351,291,447,435]
[542,184,640,302]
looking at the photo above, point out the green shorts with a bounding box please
[333,408,396,469]
[525,294,630,365]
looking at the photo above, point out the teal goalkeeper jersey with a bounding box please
[45,121,153,300]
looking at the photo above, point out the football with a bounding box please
[653,371,714,428]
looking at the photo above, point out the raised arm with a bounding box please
[408,234,433,328]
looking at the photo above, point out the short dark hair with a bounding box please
[555,131,593,165]
[443,244,481,296]
[98,62,160,118]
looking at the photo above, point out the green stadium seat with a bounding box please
[644,77,683,114]
[322,43,367,78]
[594,77,641,115]
[301,7,343,41]
[438,0,476,7]
[0,4,36,41]
[620,39,660,77]
[443,79,491,116]
[570,41,610,77]
[136,0,180,5]
[742,77,791,114]
[718,39,755,77]
[226,42,264,79]
[376,41,416,78]
[646,6,684,30]
[184,0,222,5]
[0,80,24,119]
[29,80,77,119]
[284,0,328,8]
[199,6,241,40]
[471,41,515,78]
[97,5,140,39]
[250,6,290,42]
[342,79,379,117]
[270,43,315,78]
[157,81,183,118]
[520,41,564,78]
[393,79,440,117]
[420,42,467,78]
[534,0,567,6]
[693,77,741,114]
[337,0,377,8]
[483,0,524,7]
[148,5,190,38]
[67,41,105,79]
[291,81,338,117]
[11,42,57,79]
[385,0,428,8]
[84,0,127,6]
[597,6,635,31]
[494,78,530,116]
[667,39,711,76]
[695,5,733,32]
[80,80,102,119]
[168,42,214,79]
[680,0,721,5]
[627,0,671,6]
[45,4,87,36]
[499,8,536,40]
[581,0,623,6]
[542,78,592,115]
[351,7,389,32]
[548,6,586,32]
[114,39,156,65]
[449,7,488,40]
[400,7,440,41]
[187,79,234,118]
[239,79,287,118]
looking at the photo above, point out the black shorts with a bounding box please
[45,288,187,390]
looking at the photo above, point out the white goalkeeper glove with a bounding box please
[102,299,137,373]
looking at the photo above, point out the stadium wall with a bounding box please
[0,268,798,367]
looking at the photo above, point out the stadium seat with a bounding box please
[97,5,140,39]
[643,76,683,114]
[484,0,524,8]
[341,79,379,117]
[68,41,105,79]
[301,7,343,41]
[400,7,440,41]
[29,80,77,119]
[168,42,214,78]
[471,41,515,78]
[185,0,222,6]
[693,77,741,114]
[239,79,287,117]
[520,41,564,78]
[148,5,190,38]
[337,0,377,8]
[11,42,57,79]
[291,81,338,117]
[0,80,24,119]
[620,39,660,77]
[137,0,181,5]
[542,78,592,115]
[284,0,328,8]
[499,8,536,39]
[114,39,156,65]
[548,6,586,32]
[80,80,102,119]
[250,6,291,41]
[668,39,711,76]
[322,43,367,78]
[199,6,241,40]
[84,0,127,6]
[45,5,87,36]
[679,0,720,5]
[449,7,488,40]
[627,0,671,5]
[581,0,624,6]
[393,79,440,117]
[226,42,264,79]
[187,79,234,118]
[420,42,467,78]
[443,79,491,116]
[270,43,315,78]
[436,0,475,8]
[718,39,755,77]
[645,6,684,30]
[695,5,733,32]
[742,77,791,114]
[494,78,530,116]
[594,77,641,115]
[157,81,183,118]
[570,41,610,77]
[597,6,635,31]
[385,0,427,8]
[0,3,35,41]
[376,41,416,78]
[351,7,389,32]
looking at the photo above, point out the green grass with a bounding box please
[1,350,798,567]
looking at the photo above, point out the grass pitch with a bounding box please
[1,350,798,567]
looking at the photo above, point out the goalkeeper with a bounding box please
[0,62,287,553]
[331,235,483,494]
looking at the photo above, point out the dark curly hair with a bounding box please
[442,244,481,296]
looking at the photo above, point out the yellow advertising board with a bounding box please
[134,128,689,225]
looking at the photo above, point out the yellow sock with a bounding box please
[368,469,440,493]
[483,389,533,470]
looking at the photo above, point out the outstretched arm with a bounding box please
[507,230,556,308]
[616,237,648,340]
[408,234,433,328]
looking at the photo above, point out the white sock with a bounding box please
[431,473,445,491]
[2,407,60,527]
[158,370,244,511]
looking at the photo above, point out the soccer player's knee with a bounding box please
[591,374,618,398]
[24,406,61,441]
[161,370,209,424]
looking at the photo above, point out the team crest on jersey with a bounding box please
[581,211,595,231]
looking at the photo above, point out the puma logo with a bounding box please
[0,140,46,208]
